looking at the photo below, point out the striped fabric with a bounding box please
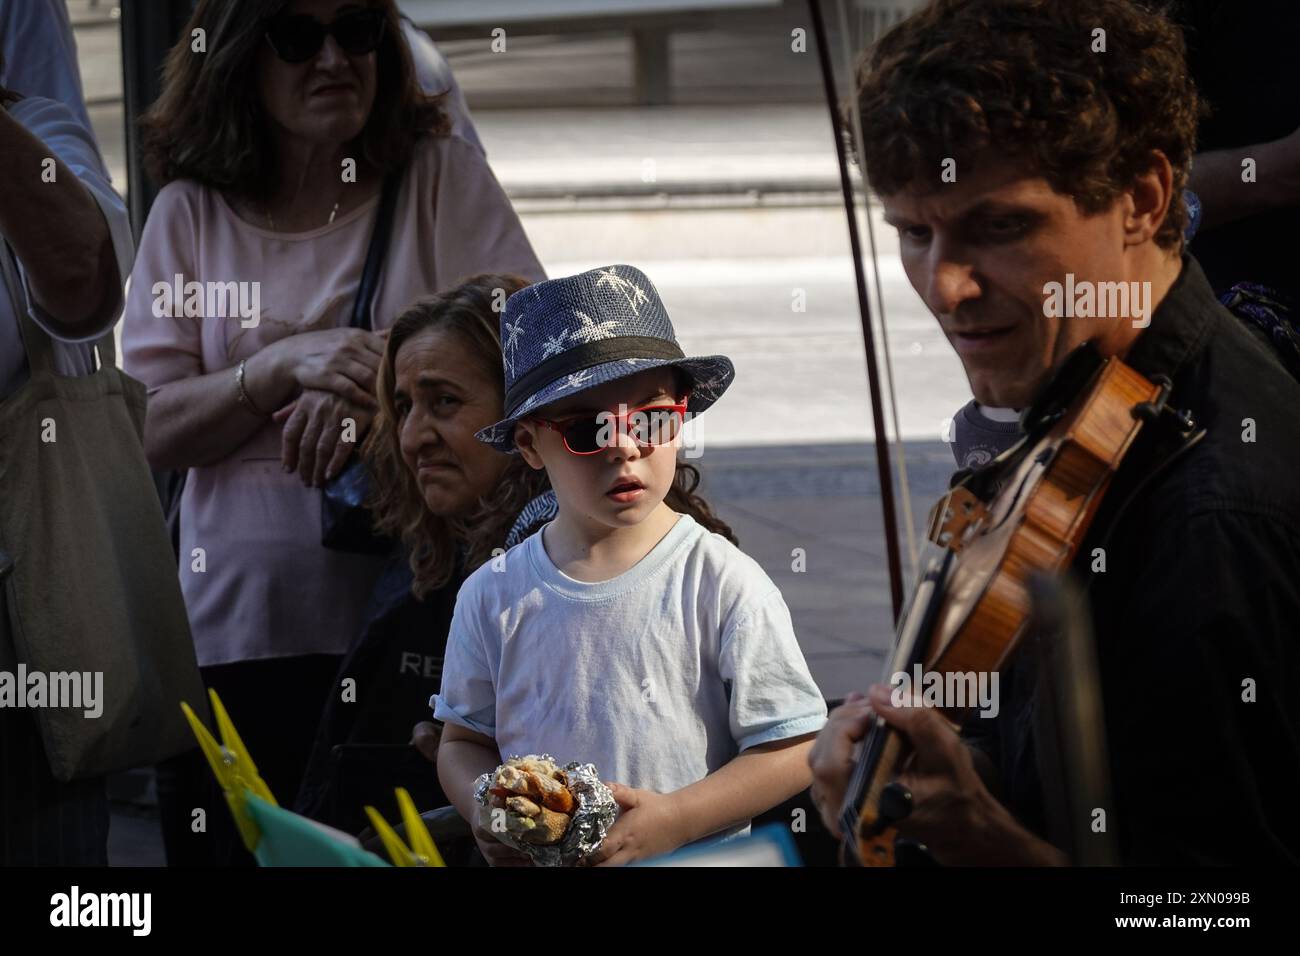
[504,490,559,549]
[0,592,109,866]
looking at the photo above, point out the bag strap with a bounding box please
[350,169,404,332]
[2,242,56,374]
[3,240,116,375]
[96,329,115,369]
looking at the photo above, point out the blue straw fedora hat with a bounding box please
[476,264,735,453]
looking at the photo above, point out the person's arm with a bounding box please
[0,102,117,337]
[660,738,811,842]
[594,585,827,865]
[592,735,815,866]
[139,344,296,471]
[436,722,530,866]
[2,0,99,137]
[1188,125,1300,233]
[138,332,381,472]
[430,588,529,865]
[666,736,816,839]
[431,587,498,816]
[435,721,501,824]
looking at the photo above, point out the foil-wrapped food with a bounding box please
[473,754,619,866]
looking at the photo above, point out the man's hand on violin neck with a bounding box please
[808,691,875,839]
[808,685,1068,864]
[866,685,1067,866]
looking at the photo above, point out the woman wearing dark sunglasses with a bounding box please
[122,0,544,865]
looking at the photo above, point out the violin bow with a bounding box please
[808,0,907,622]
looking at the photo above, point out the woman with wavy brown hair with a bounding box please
[121,0,544,864]
[366,280,551,598]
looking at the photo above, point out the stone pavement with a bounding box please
[700,439,958,698]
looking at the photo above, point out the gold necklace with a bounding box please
[265,203,339,232]
[264,179,346,232]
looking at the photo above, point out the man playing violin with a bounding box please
[809,0,1300,864]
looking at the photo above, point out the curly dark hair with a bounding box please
[140,0,448,199]
[661,366,739,548]
[853,0,1202,250]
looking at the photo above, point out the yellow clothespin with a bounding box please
[364,788,446,867]
[180,689,277,854]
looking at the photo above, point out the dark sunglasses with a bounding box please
[264,8,386,64]
[529,394,691,456]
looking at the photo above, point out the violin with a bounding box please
[838,343,1173,866]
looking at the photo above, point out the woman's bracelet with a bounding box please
[235,358,271,417]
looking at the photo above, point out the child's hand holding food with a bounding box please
[588,783,689,866]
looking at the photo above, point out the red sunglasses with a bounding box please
[529,393,691,456]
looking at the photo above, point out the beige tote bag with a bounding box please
[0,246,208,781]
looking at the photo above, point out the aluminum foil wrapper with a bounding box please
[473,756,619,867]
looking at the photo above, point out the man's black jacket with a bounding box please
[964,255,1300,865]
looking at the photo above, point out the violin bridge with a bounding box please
[927,487,989,552]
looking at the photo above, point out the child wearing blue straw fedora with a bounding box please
[433,265,827,865]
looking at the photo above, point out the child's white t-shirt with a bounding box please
[432,512,828,841]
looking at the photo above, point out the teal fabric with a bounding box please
[245,794,389,867]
